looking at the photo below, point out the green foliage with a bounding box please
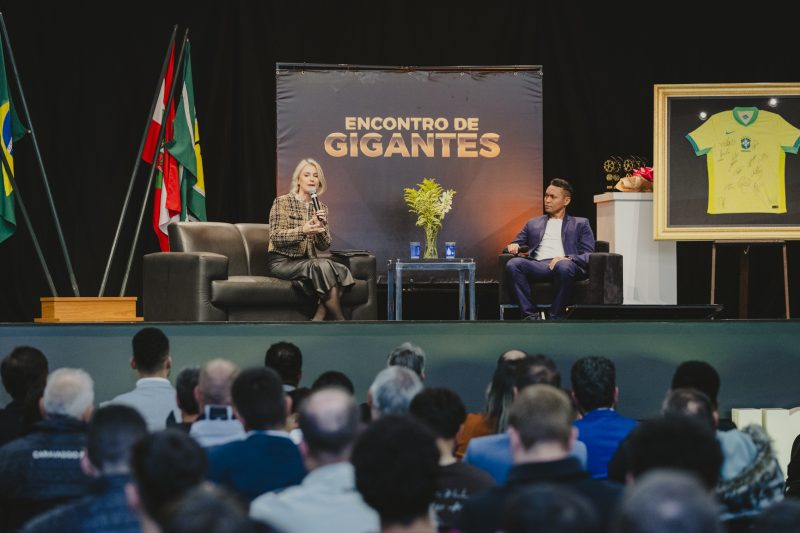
[403,178,456,231]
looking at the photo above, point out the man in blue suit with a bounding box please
[207,367,306,502]
[505,178,595,320]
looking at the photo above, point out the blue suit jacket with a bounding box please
[511,214,595,271]
[207,432,306,502]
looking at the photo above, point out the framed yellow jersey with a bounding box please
[686,107,800,214]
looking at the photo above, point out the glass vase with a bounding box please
[424,227,439,259]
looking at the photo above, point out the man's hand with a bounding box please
[507,243,520,255]
[548,256,569,270]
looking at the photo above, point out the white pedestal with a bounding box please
[594,192,677,304]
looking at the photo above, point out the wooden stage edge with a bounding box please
[1,319,799,421]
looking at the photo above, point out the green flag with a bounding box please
[0,37,27,244]
[167,41,206,222]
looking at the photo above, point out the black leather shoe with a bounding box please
[523,314,541,321]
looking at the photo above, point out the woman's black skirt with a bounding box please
[267,253,355,297]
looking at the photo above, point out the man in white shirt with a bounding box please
[105,327,180,431]
[250,386,379,533]
[505,178,595,320]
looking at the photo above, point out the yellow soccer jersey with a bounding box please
[686,107,800,214]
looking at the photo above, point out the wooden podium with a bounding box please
[36,297,143,323]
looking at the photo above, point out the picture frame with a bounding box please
[654,83,800,240]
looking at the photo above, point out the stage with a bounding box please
[2,319,799,420]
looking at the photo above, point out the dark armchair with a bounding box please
[143,222,377,321]
[498,241,623,319]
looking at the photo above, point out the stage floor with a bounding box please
[2,319,799,419]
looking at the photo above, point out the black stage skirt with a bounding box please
[267,253,355,297]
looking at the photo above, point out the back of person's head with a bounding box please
[87,405,147,474]
[264,341,302,387]
[368,366,423,418]
[409,387,466,440]
[571,356,616,412]
[662,388,716,430]
[231,367,286,431]
[387,342,426,379]
[352,415,439,526]
[515,354,561,390]
[671,361,721,408]
[311,370,355,394]
[299,387,360,461]
[161,484,265,533]
[130,430,208,523]
[175,367,200,416]
[43,367,94,420]
[197,359,238,407]
[1,346,49,401]
[508,385,574,451]
[486,349,528,432]
[752,498,800,533]
[502,484,599,533]
[132,327,170,374]
[613,470,723,533]
[626,417,722,489]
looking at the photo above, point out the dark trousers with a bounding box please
[506,257,585,318]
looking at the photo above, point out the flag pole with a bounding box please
[98,25,177,297]
[120,28,189,297]
[0,147,57,296]
[0,12,80,296]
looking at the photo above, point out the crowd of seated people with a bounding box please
[1,330,799,532]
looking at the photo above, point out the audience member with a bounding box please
[455,349,527,458]
[387,342,426,380]
[207,367,305,502]
[264,341,302,391]
[367,366,423,419]
[463,354,588,483]
[0,346,48,446]
[662,387,784,525]
[571,356,637,478]
[752,498,800,533]
[625,416,722,489]
[352,415,440,533]
[311,371,355,394]
[105,327,180,431]
[0,368,94,530]
[501,484,600,533]
[613,470,723,533]
[671,360,736,430]
[457,385,622,533]
[251,387,379,533]
[189,359,245,447]
[162,484,267,533]
[22,405,147,532]
[126,429,208,533]
[409,388,495,529]
[167,367,201,432]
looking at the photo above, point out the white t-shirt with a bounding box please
[534,218,565,261]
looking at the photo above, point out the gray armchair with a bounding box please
[143,222,377,321]
[498,241,623,319]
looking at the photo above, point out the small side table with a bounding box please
[387,258,476,320]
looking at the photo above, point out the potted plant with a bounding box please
[403,178,456,259]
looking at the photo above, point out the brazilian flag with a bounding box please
[0,37,28,244]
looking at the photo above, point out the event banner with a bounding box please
[276,66,543,280]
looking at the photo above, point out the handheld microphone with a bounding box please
[309,188,322,213]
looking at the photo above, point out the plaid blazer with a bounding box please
[268,194,331,258]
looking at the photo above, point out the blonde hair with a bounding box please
[289,158,327,196]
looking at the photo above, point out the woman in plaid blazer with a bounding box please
[267,158,355,321]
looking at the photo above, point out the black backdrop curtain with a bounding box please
[0,1,796,321]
